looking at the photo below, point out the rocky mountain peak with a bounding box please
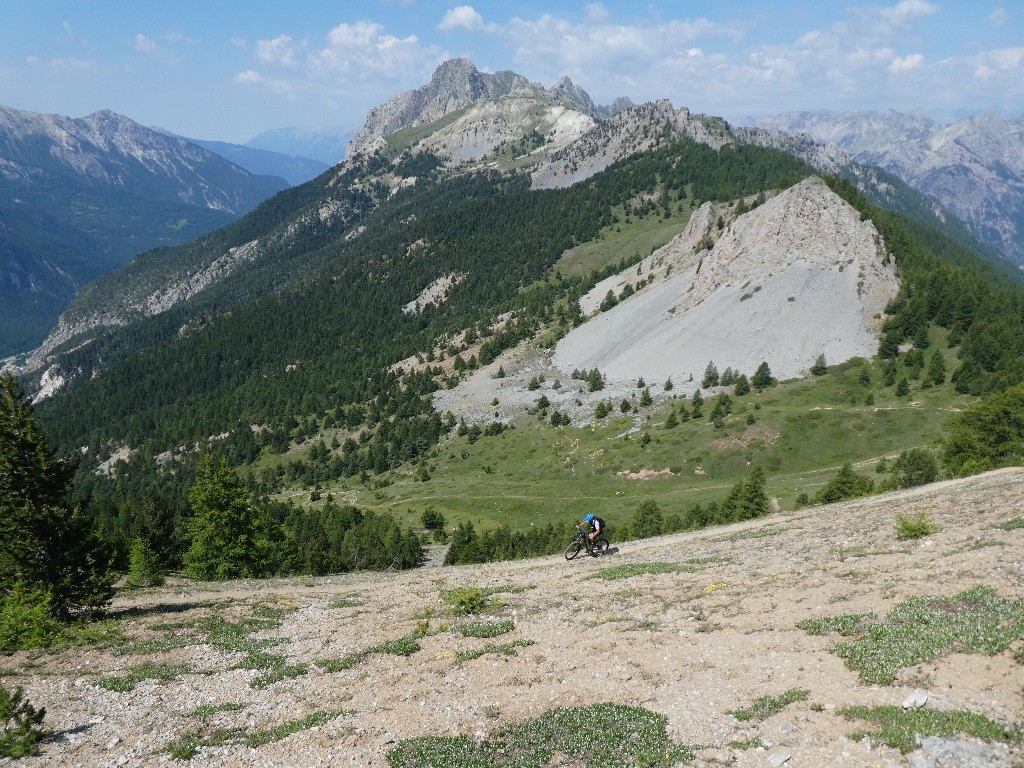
[345,59,532,157]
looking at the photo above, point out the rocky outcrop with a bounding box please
[754,109,1024,266]
[435,177,898,427]
[532,102,732,190]
[553,176,897,391]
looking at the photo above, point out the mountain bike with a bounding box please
[564,527,609,560]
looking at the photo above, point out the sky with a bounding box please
[2,1,1022,145]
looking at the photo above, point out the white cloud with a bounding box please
[438,5,498,33]
[135,34,158,53]
[879,0,938,28]
[256,35,298,68]
[987,8,1008,27]
[234,19,447,119]
[890,53,924,72]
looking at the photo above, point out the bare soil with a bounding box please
[6,469,1023,767]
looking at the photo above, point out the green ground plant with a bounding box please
[840,705,1021,754]
[727,689,809,722]
[589,562,692,580]
[797,586,1024,684]
[453,639,535,665]
[167,709,351,760]
[455,619,515,638]
[318,630,425,672]
[386,702,693,767]
[98,662,190,692]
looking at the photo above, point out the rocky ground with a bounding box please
[4,469,1023,767]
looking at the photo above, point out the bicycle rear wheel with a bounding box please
[590,538,609,556]
[565,540,584,560]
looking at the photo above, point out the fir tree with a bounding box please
[810,354,827,376]
[184,454,271,580]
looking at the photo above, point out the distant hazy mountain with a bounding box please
[0,105,288,356]
[246,126,355,166]
[177,138,330,186]
[754,110,1024,267]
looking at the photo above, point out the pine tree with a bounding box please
[184,454,270,580]
[702,362,720,388]
[691,390,704,418]
[810,354,827,376]
[734,375,750,396]
[0,373,113,618]
[752,362,775,390]
[926,350,946,386]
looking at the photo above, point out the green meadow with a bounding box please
[291,336,971,536]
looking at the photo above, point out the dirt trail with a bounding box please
[6,468,1023,767]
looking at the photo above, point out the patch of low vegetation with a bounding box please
[994,517,1024,531]
[894,511,940,540]
[188,702,246,718]
[98,663,190,692]
[454,619,515,638]
[727,688,809,722]
[0,684,48,758]
[318,631,425,672]
[114,635,191,656]
[453,639,535,665]
[330,594,366,608]
[167,710,351,760]
[589,562,690,580]
[797,586,1024,683]
[386,702,694,767]
[439,584,527,616]
[841,705,1022,754]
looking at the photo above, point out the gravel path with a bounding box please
[5,468,1023,767]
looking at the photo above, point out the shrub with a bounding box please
[441,587,488,616]
[0,684,48,758]
[0,582,62,654]
[813,463,873,505]
[884,448,939,490]
[894,511,939,540]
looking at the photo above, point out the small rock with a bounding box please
[902,688,930,710]
[780,722,795,733]
[105,737,120,749]
[768,753,791,767]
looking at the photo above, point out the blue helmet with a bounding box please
[585,513,594,522]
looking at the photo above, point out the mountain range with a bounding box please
[0,106,291,356]
[15,57,1021,481]
[755,109,1024,268]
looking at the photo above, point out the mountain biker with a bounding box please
[578,513,605,548]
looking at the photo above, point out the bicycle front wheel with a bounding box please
[565,540,584,560]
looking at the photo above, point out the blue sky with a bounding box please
[2,1,1021,145]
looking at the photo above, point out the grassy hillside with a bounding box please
[275,337,970,538]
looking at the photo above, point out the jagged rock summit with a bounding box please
[345,58,632,158]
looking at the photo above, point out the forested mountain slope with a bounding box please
[0,106,288,356]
